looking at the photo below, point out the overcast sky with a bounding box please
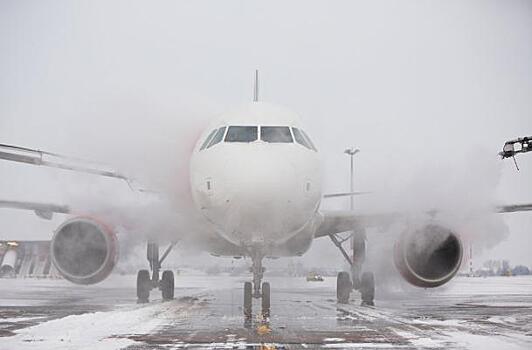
[1,0,531,268]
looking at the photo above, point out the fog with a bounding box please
[1,0,531,277]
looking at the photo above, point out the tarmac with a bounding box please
[0,273,531,349]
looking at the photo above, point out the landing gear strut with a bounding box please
[251,254,264,298]
[330,228,375,306]
[136,240,177,303]
[243,253,270,318]
[351,230,366,290]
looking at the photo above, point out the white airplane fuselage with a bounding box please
[190,102,322,257]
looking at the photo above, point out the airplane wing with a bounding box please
[314,210,399,238]
[0,143,151,192]
[322,191,371,199]
[315,203,532,238]
[496,203,532,213]
[0,143,165,225]
[0,200,70,220]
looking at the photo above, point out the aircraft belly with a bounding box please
[201,213,317,258]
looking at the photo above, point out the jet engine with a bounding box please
[51,217,117,285]
[394,224,463,288]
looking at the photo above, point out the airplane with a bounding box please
[1,71,531,318]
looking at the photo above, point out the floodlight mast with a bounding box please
[344,147,360,210]
[253,70,259,102]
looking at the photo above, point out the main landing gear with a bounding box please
[137,241,177,303]
[243,254,270,318]
[330,229,375,306]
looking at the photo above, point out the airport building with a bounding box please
[0,241,61,279]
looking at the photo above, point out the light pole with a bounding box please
[344,147,360,211]
[344,147,361,289]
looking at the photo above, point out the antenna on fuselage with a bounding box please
[253,69,259,102]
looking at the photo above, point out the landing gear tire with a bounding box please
[161,270,174,301]
[360,271,375,306]
[137,269,151,303]
[337,271,352,304]
[261,282,270,317]
[244,281,252,318]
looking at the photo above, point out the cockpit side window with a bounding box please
[300,129,317,151]
[225,126,258,143]
[200,129,218,150]
[292,127,312,150]
[207,126,226,148]
[260,126,293,143]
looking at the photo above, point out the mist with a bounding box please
[1,0,531,279]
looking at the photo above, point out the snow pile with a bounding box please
[442,331,530,350]
[1,301,188,350]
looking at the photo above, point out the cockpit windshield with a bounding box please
[292,128,311,149]
[261,126,293,143]
[200,129,218,150]
[292,127,317,151]
[225,126,258,142]
[300,130,316,151]
[201,125,316,150]
[207,127,226,148]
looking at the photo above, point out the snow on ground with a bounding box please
[392,330,444,349]
[0,298,196,350]
[394,329,531,350]
[0,272,217,350]
[1,274,532,349]
[441,331,530,350]
[428,276,532,296]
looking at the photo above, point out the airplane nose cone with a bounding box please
[221,151,307,245]
[231,155,294,202]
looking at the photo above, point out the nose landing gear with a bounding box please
[261,282,271,317]
[243,254,271,318]
[243,281,253,318]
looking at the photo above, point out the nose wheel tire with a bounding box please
[261,282,270,317]
[337,271,352,304]
[137,269,151,303]
[360,271,375,306]
[161,270,175,301]
[244,281,252,318]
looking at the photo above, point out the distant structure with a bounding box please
[475,259,531,277]
[500,135,531,170]
[0,241,61,279]
[469,244,473,276]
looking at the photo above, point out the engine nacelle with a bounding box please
[394,224,463,288]
[51,217,117,285]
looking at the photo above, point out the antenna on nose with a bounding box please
[253,69,259,102]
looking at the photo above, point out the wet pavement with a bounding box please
[1,274,532,349]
